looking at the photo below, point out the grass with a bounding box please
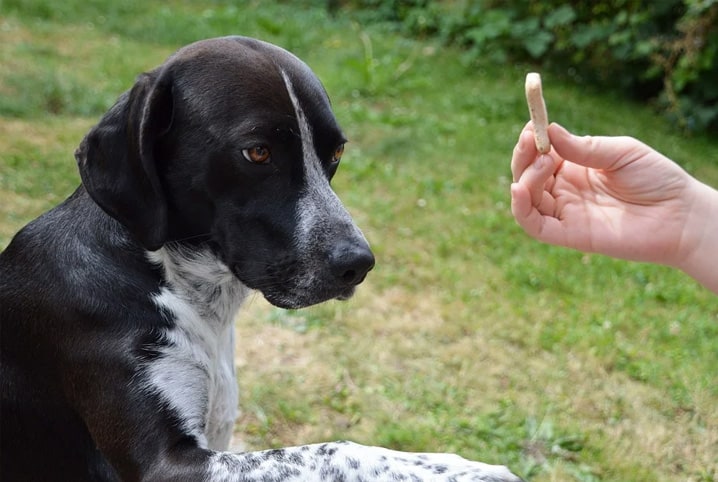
[1,1,717,481]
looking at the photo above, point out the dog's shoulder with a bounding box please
[1,187,165,330]
[3,188,118,269]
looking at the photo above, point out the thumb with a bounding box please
[549,123,644,172]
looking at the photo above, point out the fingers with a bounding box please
[511,122,536,182]
[510,182,561,243]
[510,122,565,245]
[549,123,646,171]
[511,124,556,192]
[524,154,557,207]
[510,182,538,233]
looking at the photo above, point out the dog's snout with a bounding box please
[330,241,375,286]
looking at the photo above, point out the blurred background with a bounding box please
[1,1,716,481]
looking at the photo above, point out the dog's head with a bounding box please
[75,36,374,309]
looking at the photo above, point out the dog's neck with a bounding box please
[147,244,250,325]
[143,243,246,449]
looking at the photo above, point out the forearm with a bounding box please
[673,180,718,294]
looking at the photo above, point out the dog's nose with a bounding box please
[330,241,375,286]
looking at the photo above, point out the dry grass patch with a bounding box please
[233,285,537,456]
[231,283,717,481]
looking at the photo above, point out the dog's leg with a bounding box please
[208,441,523,481]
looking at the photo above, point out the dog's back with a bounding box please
[1,189,127,479]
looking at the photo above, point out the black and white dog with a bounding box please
[0,37,521,481]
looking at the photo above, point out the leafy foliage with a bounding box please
[344,0,718,134]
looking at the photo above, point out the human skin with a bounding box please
[510,122,718,295]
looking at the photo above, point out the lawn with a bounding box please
[1,1,717,481]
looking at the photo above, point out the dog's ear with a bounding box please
[76,71,174,251]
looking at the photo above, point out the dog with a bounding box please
[0,36,522,481]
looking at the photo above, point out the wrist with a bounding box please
[674,179,718,294]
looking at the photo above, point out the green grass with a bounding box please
[1,2,717,481]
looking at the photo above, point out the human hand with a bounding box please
[510,122,708,268]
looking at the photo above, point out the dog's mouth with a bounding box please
[229,262,361,310]
[225,235,374,310]
[259,283,358,310]
[335,285,357,301]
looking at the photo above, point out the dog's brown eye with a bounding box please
[242,146,271,164]
[332,144,345,163]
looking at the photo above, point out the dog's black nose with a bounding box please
[330,241,375,286]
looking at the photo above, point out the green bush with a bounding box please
[344,0,718,134]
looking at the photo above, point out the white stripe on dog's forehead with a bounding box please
[280,70,323,180]
[280,69,354,252]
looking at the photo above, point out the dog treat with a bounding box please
[524,72,550,154]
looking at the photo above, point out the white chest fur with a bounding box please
[145,246,249,450]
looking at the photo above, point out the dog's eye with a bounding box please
[242,146,271,164]
[331,143,345,164]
